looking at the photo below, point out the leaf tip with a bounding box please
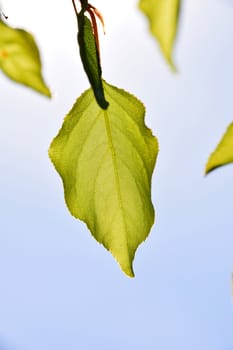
[205,154,221,175]
[205,163,230,176]
[169,60,177,73]
[43,87,52,98]
[122,263,135,278]
[204,166,211,176]
[108,246,136,278]
[204,122,233,176]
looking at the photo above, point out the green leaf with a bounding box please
[138,0,180,70]
[0,20,51,97]
[77,14,108,109]
[49,81,158,277]
[205,122,233,174]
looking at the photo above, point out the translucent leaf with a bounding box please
[0,20,51,97]
[206,123,233,174]
[138,0,180,70]
[49,81,158,277]
[77,14,108,109]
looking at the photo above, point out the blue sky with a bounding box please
[0,0,233,349]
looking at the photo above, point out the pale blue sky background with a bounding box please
[0,0,233,349]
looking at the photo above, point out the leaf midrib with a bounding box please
[103,109,130,254]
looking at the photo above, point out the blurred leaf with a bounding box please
[49,81,158,277]
[206,122,233,174]
[138,0,180,70]
[77,13,108,109]
[0,20,51,97]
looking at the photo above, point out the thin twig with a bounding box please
[71,0,79,17]
[87,7,100,56]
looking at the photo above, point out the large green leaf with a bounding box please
[49,81,158,277]
[206,122,233,174]
[77,13,108,109]
[138,0,180,70]
[0,20,51,97]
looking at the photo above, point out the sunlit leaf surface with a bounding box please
[49,81,158,277]
[0,20,51,96]
[138,0,180,69]
[206,123,233,174]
